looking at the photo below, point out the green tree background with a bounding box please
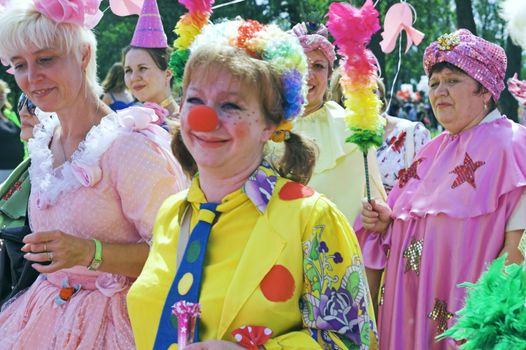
[1,0,523,120]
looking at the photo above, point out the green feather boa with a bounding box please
[438,255,526,349]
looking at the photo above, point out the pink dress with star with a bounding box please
[0,108,188,349]
[357,110,526,350]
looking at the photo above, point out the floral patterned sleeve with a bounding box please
[300,197,378,350]
[413,122,431,155]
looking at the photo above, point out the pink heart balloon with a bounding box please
[109,0,143,16]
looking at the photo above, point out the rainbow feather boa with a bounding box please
[169,0,214,87]
[327,0,385,153]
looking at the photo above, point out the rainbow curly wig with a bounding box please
[174,18,308,121]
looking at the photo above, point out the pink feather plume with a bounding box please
[327,0,380,60]
[179,0,214,13]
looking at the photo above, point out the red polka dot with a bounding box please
[260,265,295,302]
[279,182,315,200]
[187,105,218,131]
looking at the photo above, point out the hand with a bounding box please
[361,198,393,234]
[185,340,248,350]
[21,230,94,273]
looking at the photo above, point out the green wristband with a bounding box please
[87,239,103,271]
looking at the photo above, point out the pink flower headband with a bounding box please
[290,22,336,66]
[35,0,103,29]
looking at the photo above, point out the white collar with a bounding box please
[479,109,502,124]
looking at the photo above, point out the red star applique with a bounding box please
[398,158,424,188]
[450,153,485,189]
[2,181,23,201]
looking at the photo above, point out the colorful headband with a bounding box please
[423,29,507,101]
[168,0,214,87]
[188,19,308,121]
[34,0,103,29]
[290,22,336,66]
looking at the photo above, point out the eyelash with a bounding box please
[13,56,54,71]
[312,64,326,70]
[430,79,459,88]
[222,102,241,110]
[38,56,53,64]
[186,97,203,105]
[186,98,242,111]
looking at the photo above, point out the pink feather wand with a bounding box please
[327,0,385,202]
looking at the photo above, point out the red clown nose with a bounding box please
[187,105,218,132]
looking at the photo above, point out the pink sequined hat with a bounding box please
[290,22,336,66]
[423,29,507,101]
[131,0,168,48]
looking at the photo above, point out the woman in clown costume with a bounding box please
[127,18,378,350]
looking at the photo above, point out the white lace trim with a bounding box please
[29,105,174,209]
[29,114,125,209]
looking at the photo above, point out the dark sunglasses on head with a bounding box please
[17,94,36,116]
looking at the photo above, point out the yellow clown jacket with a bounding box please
[267,101,386,226]
[127,162,378,350]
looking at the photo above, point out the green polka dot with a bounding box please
[178,272,193,295]
[186,240,201,264]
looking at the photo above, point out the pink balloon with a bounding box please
[109,0,143,16]
[380,2,424,54]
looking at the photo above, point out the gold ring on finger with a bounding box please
[47,251,53,262]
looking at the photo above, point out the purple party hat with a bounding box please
[131,0,168,48]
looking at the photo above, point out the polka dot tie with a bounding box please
[154,202,220,349]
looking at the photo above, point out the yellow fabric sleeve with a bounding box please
[299,196,378,350]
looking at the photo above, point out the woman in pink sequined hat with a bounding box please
[357,29,526,350]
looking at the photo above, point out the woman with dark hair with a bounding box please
[123,46,178,117]
[360,29,526,349]
[122,0,178,127]
[101,62,135,111]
